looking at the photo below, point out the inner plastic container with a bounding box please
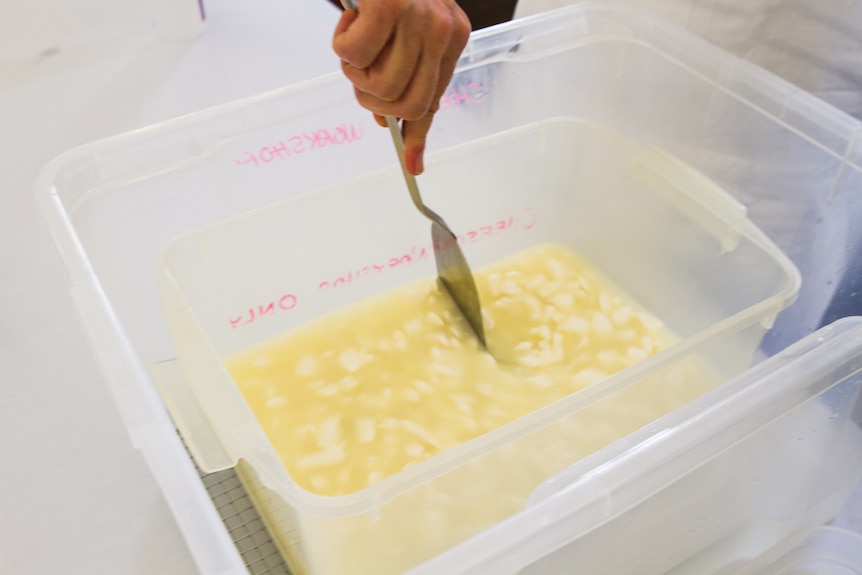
[158,118,798,575]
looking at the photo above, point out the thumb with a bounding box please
[333,9,358,41]
[401,113,435,176]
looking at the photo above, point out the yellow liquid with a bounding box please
[226,243,672,496]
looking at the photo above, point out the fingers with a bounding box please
[426,5,468,110]
[332,6,395,70]
[340,34,423,108]
[332,8,358,41]
[400,4,468,176]
[347,43,440,120]
[334,0,470,121]
[333,0,471,176]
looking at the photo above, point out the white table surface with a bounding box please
[0,1,339,572]
[2,1,861,574]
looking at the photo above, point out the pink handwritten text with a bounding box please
[438,82,486,113]
[229,293,298,329]
[233,82,486,169]
[235,122,365,168]
[318,207,537,290]
[226,207,535,329]
[317,245,433,290]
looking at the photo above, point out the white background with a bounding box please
[0,1,339,572]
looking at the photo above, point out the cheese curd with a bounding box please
[226,243,672,496]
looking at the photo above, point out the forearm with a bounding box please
[453,0,517,29]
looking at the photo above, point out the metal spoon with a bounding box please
[383,116,486,346]
[339,0,486,347]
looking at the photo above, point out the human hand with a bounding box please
[333,0,471,175]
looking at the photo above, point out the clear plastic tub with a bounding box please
[406,317,862,575]
[731,526,862,575]
[158,117,798,575]
[35,3,862,575]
